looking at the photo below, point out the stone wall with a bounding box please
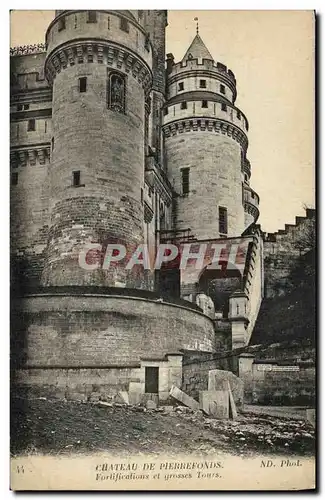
[10,159,50,288]
[180,341,315,408]
[238,341,315,405]
[14,366,142,400]
[263,209,315,298]
[181,350,241,402]
[241,363,315,406]
[10,52,52,287]
[14,353,182,401]
[42,53,148,287]
[11,291,216,369]
[165,132,245,239]
[243,232,264,343]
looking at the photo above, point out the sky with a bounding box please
[10,10,315,233]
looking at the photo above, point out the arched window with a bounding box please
[107,72,126,114]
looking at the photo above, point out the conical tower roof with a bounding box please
[182,34,214,63]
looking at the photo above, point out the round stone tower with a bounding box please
[42,10,153,287]
[163,32,259,240]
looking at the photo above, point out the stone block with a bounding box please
[128,382,145,405]
[159,405,174,414]
[89,392,101,403]
[228,381,238,419]
[141,393,159,406]
[99,393,114,403]
[43,387,66,400]
[199,390,229,419]
[146,400,157,410]
[208,369,244,407]
[114,391,129,405]
[66,391,87,402]
[169,385,200,410]
[98,401,113,407]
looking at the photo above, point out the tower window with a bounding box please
[163,107,168,115]
[58,17,66,31]
[221,103,227,112]
[120,17,129,33]
[107,16,110,29]
[27,119,35,131]
[202,100,208,108]
[107,71,126,114]
[87,11,97,23]
[180,101,187,110]
[220,84,226,94]
[79,77,87,93]
[219,206,228,235]
[51,137,54,150]
[178,82,184,91]
[181,167,190,196]
[11,172,18,186]
[199,79,206,88]
[237,110,241,120]
[73,171,81,187]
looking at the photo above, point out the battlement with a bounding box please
[10,44,47,57]
[45,10,152,70]
[263,208,315,243]
[168,57,236,85]
[163,98,249,138]
[163,116,248,151]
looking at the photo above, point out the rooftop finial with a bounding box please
[194,17,199,35]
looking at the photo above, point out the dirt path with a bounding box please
[11,397,315,458]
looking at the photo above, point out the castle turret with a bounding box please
[42,10,153,287]
[163,31,259,240]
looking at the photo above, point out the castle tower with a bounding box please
[42,10,153,287]
[163,31,259,240]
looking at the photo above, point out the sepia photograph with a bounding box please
[9,8,316,491]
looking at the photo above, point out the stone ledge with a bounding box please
[11,285,208,315]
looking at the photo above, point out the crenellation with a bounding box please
[162,117,248,150]
[169,58,236,85]
[10,43,47,56]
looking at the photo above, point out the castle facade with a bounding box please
[10,10,266,400]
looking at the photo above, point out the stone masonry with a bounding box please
[9,11,275,399]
